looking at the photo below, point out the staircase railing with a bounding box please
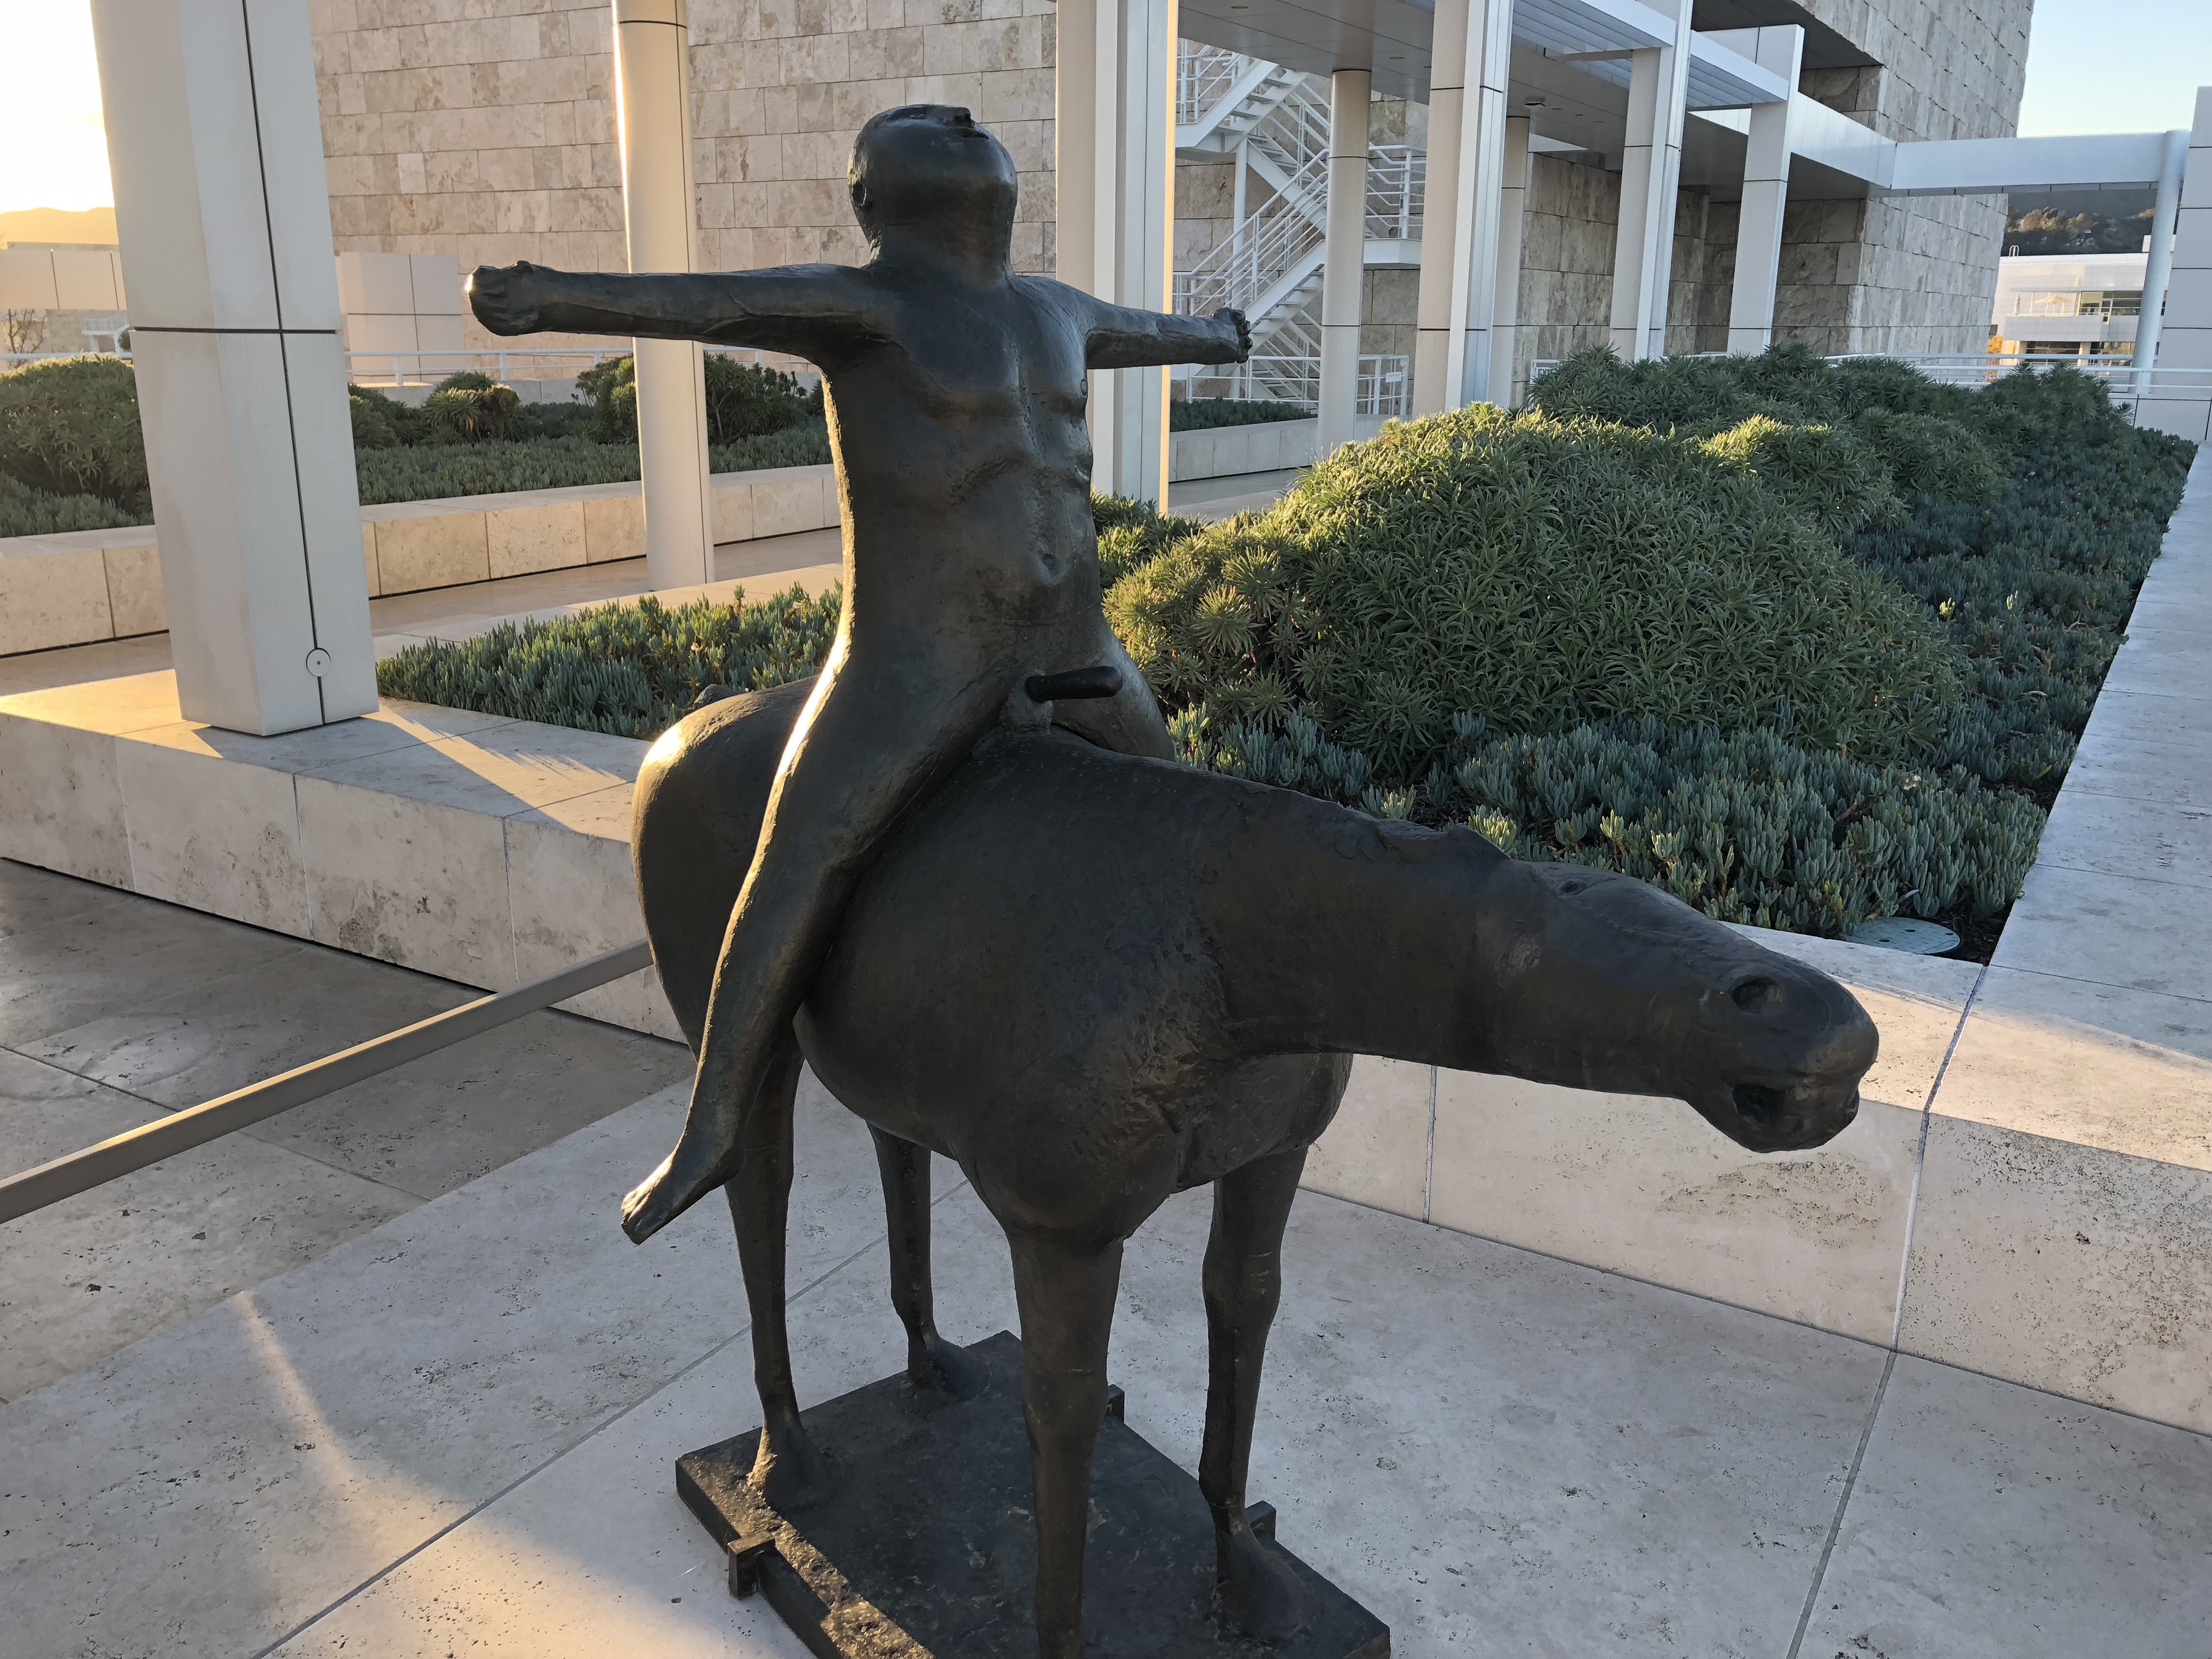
[1177,43,1255,127]
[1174,150,1329,324]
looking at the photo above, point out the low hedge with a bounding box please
[376,583,841,738]
[0,358,833,532]
[0,475,142,537]
[1170,397,1312,432]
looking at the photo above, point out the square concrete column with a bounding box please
[613,0,713,589]
[1486,116,1533,407]
[2132,127,2190,405]
[1610,2,1692,363]
[1714,26,1803,354]
[1412,0,1514,416]
[1057,0,1176,503]
[2141,87,2212,443]
[88,0,375,736]
[1317,70,1373,452]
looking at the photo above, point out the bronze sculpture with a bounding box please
[470,103,1879,1658]
[469,103,1248,1250]
[630,677,1875,1657]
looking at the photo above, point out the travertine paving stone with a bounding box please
[1802,1356,2212,1659]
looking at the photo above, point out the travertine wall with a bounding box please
[304,0,2029,369]
[307,0,1056,352]
[1778,0,2036,354]
[1509,155,1736,402]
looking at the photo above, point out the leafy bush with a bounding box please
[1108,403,1962,774]
[1189,709,2045,935]
[709,421,832,473]
[0,354,149,515]
[0,474,141,537]
[1094,493,1204,589]
[1531,344,2008,517]
[356,436,648,505]
[422,371,526,443]
[579,352,822,446]
[1170,397,1311,432]
[376,584,841,738]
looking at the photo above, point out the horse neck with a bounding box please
[1195,791,1513,1069]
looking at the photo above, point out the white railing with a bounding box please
[1187,353,1409,420]
[1365,146,1425,243]
[1175,150,1329,324]
[2007,291,2143,319]
[1177,42,1254,127]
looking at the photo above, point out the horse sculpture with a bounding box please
[633,674,1877,1659]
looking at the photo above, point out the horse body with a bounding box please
[633,677,1878,1657]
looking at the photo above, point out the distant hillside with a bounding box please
[0,206,117,247]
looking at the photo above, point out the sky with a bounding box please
[0,0,2209,216]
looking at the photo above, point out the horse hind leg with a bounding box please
[869,1126,984,1397]
[1007,1230,1126,1659]
[725,1027,834,1510]
[1200,1146,1317,1640]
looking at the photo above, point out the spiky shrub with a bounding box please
[1184,709,2043,935]
[0,354,149,515]
[579,352,822,446]
[422,371,525,443]
[1532,343,2008,514]
[1110,403,1963,775]
[375,585,842,739]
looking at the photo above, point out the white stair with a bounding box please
[1173,43,1423,414]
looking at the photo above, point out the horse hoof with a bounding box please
[1216,1525,1316,1640]
[752,1421,836,1513]
[909,1334,986,1400]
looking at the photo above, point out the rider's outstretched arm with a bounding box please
[1077,292,1252,370]
[469,261,884,360]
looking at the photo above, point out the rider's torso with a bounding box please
[822,275,1102,635]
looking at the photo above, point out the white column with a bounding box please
[1720,26,1804,354]
[1113,0,1177,503]
[613,0,712,589]
[2140,88,2212,443]
[1058,0,1175,501]
[1486,115,1532,407]
[1412,0,1513,416]
[1318,69,1372,450]
[1610,2,1692,362]
[2132,125,2191,403]
[88,0,374,736]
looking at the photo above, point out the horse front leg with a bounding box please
[1201,1146,1316,1639]
[1007,1230,1126,1659]
[869,1125,984,1396]
[725,1027,834,1510]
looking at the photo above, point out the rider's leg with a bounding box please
[622,639,1012,1241]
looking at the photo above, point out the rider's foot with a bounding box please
[620,1097,747,1242]
[907,1331,986,1398]
[1215,1521,1316,1640]
[752,1418,836,1512]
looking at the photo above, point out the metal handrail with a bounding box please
[0,939,653,1225]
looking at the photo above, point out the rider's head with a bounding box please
[850,105,1017,268]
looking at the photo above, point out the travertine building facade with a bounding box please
[304,0,2033,371]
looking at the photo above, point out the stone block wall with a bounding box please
[1777,0,2036,354]
[689,0,1058,276]
[308,0,626,351]
[307,0,1055,353]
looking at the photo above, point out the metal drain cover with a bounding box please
[1847,916,1961,955]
